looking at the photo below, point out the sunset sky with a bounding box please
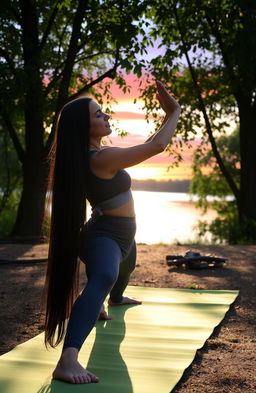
[100,74,196,181]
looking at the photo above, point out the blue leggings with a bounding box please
[63,215,136,351]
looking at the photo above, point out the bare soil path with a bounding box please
[0,243,255,392]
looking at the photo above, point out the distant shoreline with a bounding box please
[131,179,190,193]
[1,179,191,195]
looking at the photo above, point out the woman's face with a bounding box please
[89,100,111,138]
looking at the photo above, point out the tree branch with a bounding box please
[43,64,117,158]
[55,0,90,109]
[10,4,22,26]
[45,2,121,157]
[172,2,240,203]
[204,12,240,99]
[67,67,117,102]
[44,50,113,96]
[44,0,90,157]
[0,48,16,76]
[75,50,114,64]
[43,22,69,96]
[67,45,120,101]
[39,3,59,52]
[44,45,120,158]
[0,102,25,164]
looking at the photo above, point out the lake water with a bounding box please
[87,191,217,245]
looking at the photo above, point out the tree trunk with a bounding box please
[10,158,48,240]
[9,84,48,241]
[8,71,49,241]
[6,0,49,241]
[238,100,256,222]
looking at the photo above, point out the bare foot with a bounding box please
[108,296,142,306]
[98,304,112,320]
[52,349,99,384]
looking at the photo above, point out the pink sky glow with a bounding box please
[98,74,196,181]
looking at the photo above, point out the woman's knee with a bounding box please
[92,268,119,292]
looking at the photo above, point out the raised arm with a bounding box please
[145,81,181,143]
[92,81,181,173]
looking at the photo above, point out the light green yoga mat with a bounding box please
[0,286,238,393]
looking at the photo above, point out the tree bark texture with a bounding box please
[10,160,48,238]
[6,0,117,240]
[10,0,47,239]
[238,100,256,221]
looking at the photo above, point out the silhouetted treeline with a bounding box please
[131,179,190,193]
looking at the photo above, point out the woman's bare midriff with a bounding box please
[89,156,135,217]
[101,198,135,218]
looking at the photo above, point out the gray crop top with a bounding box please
[85,150,132,210]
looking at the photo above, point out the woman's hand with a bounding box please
[156,80,181,116]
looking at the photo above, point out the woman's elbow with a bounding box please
[150,141,166,153]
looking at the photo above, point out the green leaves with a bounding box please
[189,128,243,242]
[135,0,256,242]
[0,0,150,233]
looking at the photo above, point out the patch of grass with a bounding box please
[137,242,169,246]
[0,190,21,237]
[187,283,198,289]
[173,237,215,246]
[154,242,169,246]
[226,336,240,343]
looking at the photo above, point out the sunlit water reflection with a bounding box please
[86,191,218,245]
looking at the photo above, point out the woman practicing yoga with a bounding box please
[41,80,181,384]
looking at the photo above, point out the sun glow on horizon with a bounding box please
[110,99,146,114]
[126,163,193,181]
[91,73,237,182]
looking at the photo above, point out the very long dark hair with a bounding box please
[41,97,91,348]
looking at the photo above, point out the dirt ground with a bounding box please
[0,243,255,393]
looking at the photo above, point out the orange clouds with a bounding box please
[99,73,197,181]
[126,162,193,181]
[111,111,155,120]
[104,133,196,180]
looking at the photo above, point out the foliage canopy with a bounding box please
[0,0,256,243]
